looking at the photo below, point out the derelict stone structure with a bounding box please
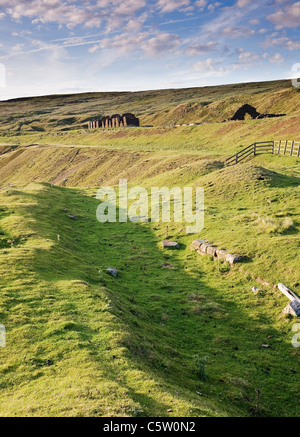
[227,104,286,121]
[88,113,139,129]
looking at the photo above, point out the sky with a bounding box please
[0,0,299,99]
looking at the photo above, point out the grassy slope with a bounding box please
[0,176,298,417]
[0,80,299,417]
[0,79,299,135]
[0,158,299,417]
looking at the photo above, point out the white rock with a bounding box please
[162,241,179,249]
[107,268,118,278]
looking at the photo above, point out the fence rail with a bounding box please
[226,140,300,166]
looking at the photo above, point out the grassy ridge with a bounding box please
[0,79,298,135]
[0,79,299,417]
[0,157,299,416]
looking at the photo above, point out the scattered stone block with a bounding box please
[191,240,206,250]
[68,214,78,220]
[225,253,243,265]
[162,263,176,270]
[162,241,179,249]
[216,249,227,260]
[207,246,218,257]
[278,283,300,302]
[107,268,118,278]
[283,300,300,317]
[193,240,244,265]
[199,242,212,254]
[252,287,260,294]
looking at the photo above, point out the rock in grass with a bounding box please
[162,263,176,270]
[162,240,179,249]
[283,300,300,317]
[206,246,218,257]
[191,240,206,250]
[199,242,213,254]
[68,214,78,220]
[216,249,227,260]
[225,253,243,265]
[252,287,260,294]
[107,268,118,278]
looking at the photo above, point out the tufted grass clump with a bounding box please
[194,356,209,381]
[257,216,295,234]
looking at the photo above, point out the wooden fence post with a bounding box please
[290,141,294,156]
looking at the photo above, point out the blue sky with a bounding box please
[0,0,299,99]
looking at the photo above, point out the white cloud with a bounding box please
[89,31,181,58]
[268,1,300,28]
[185,41,218,55]
[124,12,148,32]
[194,58,223,74]
[156,0,191,13]
[264,35,300,51]
[89,32,149,55]
[207,2,222,12]
[236,0,252,7]
[141,33,181,57]
[0,0,147,30]
[269,53,284,64]
[222,26,255,38]
[193,57,246,78]
[4,0,102,28]
[195,0,207,9]
[199,1,261,39]
[237,48,258,64]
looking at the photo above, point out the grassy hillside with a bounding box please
[0,156,299,417]
[0,79,299,136]
[0,80,299,417]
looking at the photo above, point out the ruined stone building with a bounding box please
[88,113,139,129]
[227,104,285,121]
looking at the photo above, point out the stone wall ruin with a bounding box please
[226,104,286,122]
[88,113,139,129]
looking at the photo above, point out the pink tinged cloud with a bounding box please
[156,0,191,13]
[268,1,300,28]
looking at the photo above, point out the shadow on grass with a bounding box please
[5,182,300,417]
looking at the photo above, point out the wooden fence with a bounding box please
[273,140,300,157]
[226,140,300,166]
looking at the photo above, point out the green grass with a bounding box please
[0,156,299,416]
[0,79,298,136]
[0,79,299,417]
